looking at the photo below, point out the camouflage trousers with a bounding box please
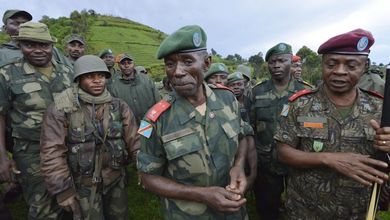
[13,139,61,220]
[74,172,128,220]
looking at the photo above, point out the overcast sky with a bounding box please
[2,0,389,64]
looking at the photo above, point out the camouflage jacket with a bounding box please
[274,84,382,219]
[137,83,252,219]
[0,57,73,143]
[0,41,22,63]
[251,78,310,174]
[109,72,161,123]
[40,91,140,202]
[358,71,385,95]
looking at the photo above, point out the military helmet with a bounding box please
[73,55,111,82]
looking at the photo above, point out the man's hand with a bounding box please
[200,186,246,213]
[227,165,247,195]
[324,152,388,186]
[370,119,390,152]
[0,156,19,182]
[58,195,82,219]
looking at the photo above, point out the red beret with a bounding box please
[317,29,374,55]
[292,55,301,62]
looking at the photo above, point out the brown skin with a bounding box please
[227,79,245,100]
[291,61,302,79]
[19,40,53,67]
[3,15,30,37]
[66,41,85,61]
[207,73,228,86]
[78,72,107,96]
[0,116,20,183]
[101,53,115,69]
[277,53,390,186]
[139,50,250,212]
[268,53,292,91]
[118,58,135,79]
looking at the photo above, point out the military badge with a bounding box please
[278,43,287,51]
[138,120,153,138]
[313,140,323,152]
[280,104,289,116]
[193,32,202,47]
[357,36,369,51]
[218,64,225,71]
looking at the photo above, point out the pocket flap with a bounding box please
[163,132,202,161]
[11,81,42,94]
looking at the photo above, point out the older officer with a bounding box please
[137,25,254,219]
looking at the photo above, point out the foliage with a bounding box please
[296,46,322,85]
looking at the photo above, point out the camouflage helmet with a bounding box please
[73,55,111,82]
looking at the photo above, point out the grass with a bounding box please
[5,166,390,219]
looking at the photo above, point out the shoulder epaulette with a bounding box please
[289,89,314,102]
[301,80,314,88]
[253,80,267,88]
[208,83,234,93]
[359,88,384,99]
[145,99,171,122]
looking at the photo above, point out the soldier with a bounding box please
[275,29,390,219]
[204,62,229,85]
[227,72,257,188]
[0,21,73,219]
[291,55,314,88]
[251,42,312,219]
[109,53,160,123]
[0,9,32,62]
[358,59,385,95]
[40,55,140,220]
[135,65,147,74]
[236,64,252,98]
[137,25,254,219]
[159,76,173,97]
[99,48,119,78]
[64,34,86,66]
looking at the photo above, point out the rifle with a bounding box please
[366,65,390,220]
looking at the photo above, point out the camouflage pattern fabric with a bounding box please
[251,78,310,174]
[109,72,161,123]
[274,84,382,219]
[358,70,385,95]
[138,83,252,219]
[0,57,72,219]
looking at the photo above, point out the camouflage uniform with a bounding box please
[0,41,22,62]
[358,70,385,95]
[251,78,310,219]
[40,88,140,220]
[0,57,73,219]
[109,72,161,123]
[137,83,252,220]
[274,84,382,219]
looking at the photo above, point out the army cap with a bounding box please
[227,72,245,84]
[13,21,57,43]
[265,43,292,62]
[3,9,32,24]
[292,55,301,63]
[156,25,207,59]
[317,29,374,55]
[204,63,229,80]
[116,53,133,63]
[237,64,251,81]
[67,34,85,45]
[98,48,114,58]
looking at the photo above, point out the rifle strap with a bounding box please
[86,148,103,220]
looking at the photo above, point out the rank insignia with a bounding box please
[138,120,153,138]
[313,140,324,152]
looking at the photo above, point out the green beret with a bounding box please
[157,25,207,59]
[98,48,113,58]
[265,43,292,61]
[204,63,229,80]
[227,72,245,84]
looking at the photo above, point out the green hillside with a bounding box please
[0,11,167,80]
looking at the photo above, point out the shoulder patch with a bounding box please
[289,89,314,102]
[360,88,384,99]
[145,99,171,122]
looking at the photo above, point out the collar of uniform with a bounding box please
[174,83,224,125]
[22,56,58,75]
[0,41,18,49]
[119,71,138,84]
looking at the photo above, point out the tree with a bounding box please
[248,52,265,79]
[296,46,322,84]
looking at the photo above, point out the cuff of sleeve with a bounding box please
[56,187,77,204]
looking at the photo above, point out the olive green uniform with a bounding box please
[0,58,72,219]
[358,70,385,95]
[274,84,382,219]
[109,72,161,123]
[138,83,252,220]
[251,78,310,219]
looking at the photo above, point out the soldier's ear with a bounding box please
[204,54,211,72]
[364,58,370,72]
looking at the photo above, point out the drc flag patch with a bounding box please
[138,120,153,138]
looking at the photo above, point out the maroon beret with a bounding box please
[317,29,374,55]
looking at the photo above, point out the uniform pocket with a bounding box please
[163,131,202,161]
[11,81,42,94]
